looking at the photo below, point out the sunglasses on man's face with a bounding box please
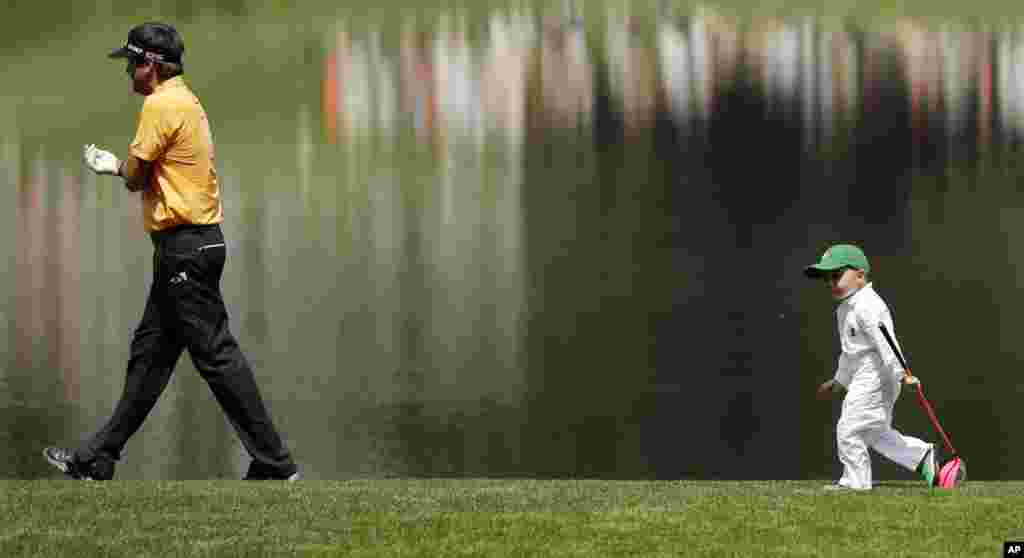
[125,57,147,74]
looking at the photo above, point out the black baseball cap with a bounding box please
[108,22,184,64]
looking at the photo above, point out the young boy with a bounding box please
[805,244,937,490]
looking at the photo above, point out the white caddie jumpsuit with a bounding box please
[833,283,931,490]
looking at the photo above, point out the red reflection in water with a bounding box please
[16,162,81,403]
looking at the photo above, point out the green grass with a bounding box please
[1,480,1022,557]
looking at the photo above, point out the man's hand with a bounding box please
[83,144,121,176]
[903,375,921,386]
[816,379,837,400]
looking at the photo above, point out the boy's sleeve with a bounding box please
[129,98,179,162]
[833,355,853,388]
[856,307,905,375]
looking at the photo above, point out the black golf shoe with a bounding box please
[43,447,115,480]
[243,460,300,481]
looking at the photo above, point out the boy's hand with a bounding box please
[816,379,837,400]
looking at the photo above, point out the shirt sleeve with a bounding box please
[129,97,180,162]
[833,354,853,388]
[856,307,905,376]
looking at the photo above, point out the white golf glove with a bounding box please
[83,144,121,176]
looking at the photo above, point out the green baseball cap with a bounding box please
[803,244,870,278]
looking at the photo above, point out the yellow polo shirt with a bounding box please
[129,76,223,232]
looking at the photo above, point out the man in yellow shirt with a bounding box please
[44,22,299,480]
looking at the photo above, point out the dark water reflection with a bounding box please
[3,6,1024,479]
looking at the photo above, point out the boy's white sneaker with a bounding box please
[918,445,938,487]
[823,482,868,491]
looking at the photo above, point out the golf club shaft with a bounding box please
[876,322,912,378]
[877,323,958,456]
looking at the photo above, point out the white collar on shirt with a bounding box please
[838,282,873,306]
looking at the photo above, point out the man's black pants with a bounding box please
[77,224,296,476]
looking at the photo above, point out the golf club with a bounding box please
[878,322,966,488]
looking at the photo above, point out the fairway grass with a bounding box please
[2,480,1022,557]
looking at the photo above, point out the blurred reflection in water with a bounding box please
[4,6,1024,479]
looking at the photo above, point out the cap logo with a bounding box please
[124,41,166,62]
